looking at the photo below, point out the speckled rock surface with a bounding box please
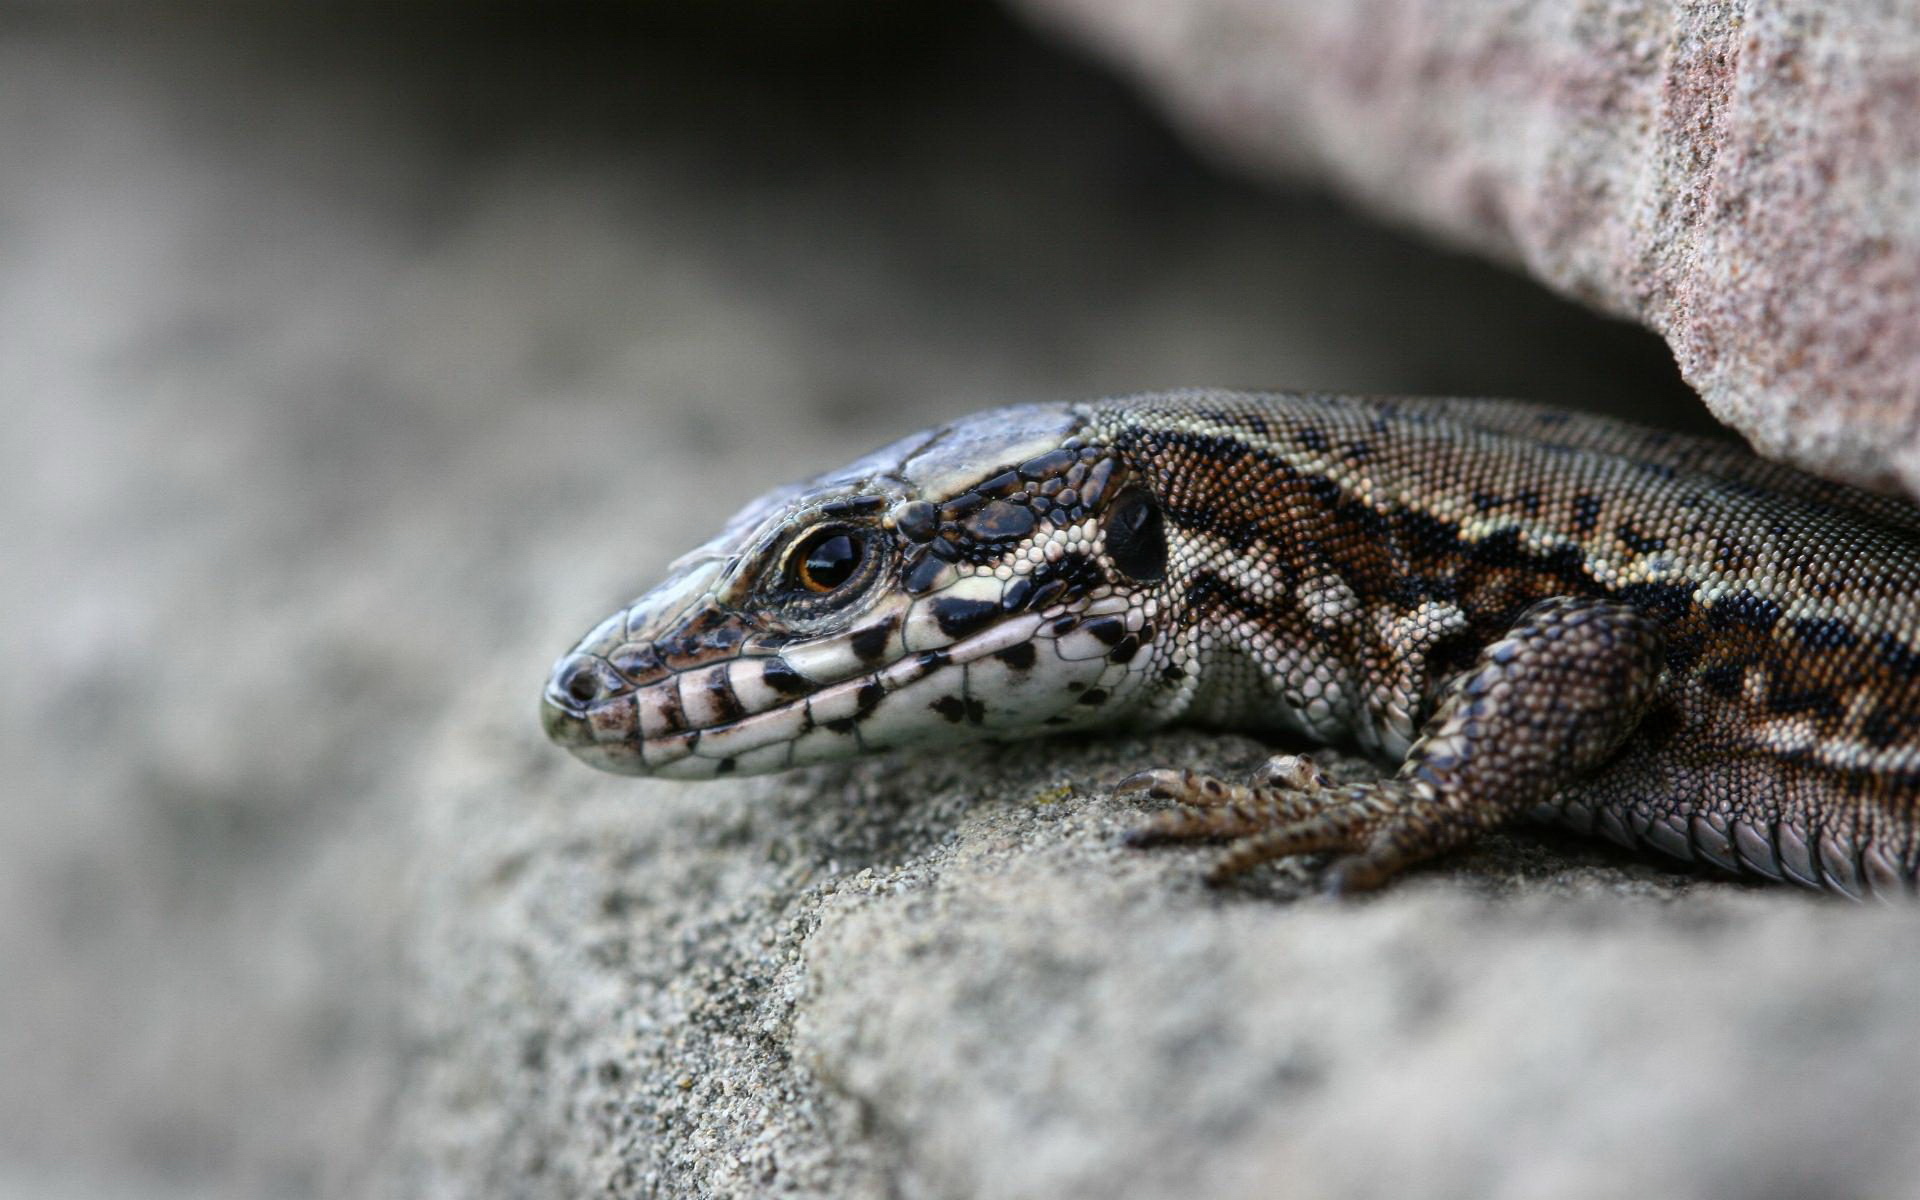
[1013,0,1920,497]
[8,10,1920,1200]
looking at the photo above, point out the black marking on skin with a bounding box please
[1765,682,1843,719]
[1390,572,1460,607]
[1792,617,1857,650]
[931,596,1000,639]
[916,649,952,671]
[1396,507,1457,558]
[977,470,1021,496]
[941,492,987,519]
[994,642,1037,670]
[1027,553,1104,607]
[1028,579,1068,610]
[1084,616,1127,646]
[1570,494,1603,534]
[1333,498,1391,541]
[1077,689,1110,706]
[1019,448,1078,479]
[893,500,939,542]
[1079,457,1119,506]
[820,496,885,519]
[1467,527,1531,569]
[903,553,947,594]
[1471,491,1502,512]
[931,695,988,724]
[609,642,665,682]
[762,658,811,695]
[825,718,858,734]
[1344,440,1372,463]
[929,538,962,562]
[1108,635,1140,664]
[665,608,748,661]
[1863,706,1912,749]
[850,616,898,662]
[1616,521,1669,554]
[1707,591,1782,632]
[1052,616,1079,636]
[715,757,737,775]
[655,684,687,733]
[855,680,886,719]
[965,500,1038,541]
[1298,427,1328,451]
[1663,630,1707,674]
[1001,576,1035,612]
[705,671,744,723]
[1877,633,1920,680]
[1698,662,1745,698]
[1617,581,1694,623]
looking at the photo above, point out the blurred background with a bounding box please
[1,3,1707,1196]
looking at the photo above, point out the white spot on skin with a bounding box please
[728,657,786,713]
[640,731,696,769]
[781,636,865,684]
[1296,573,1360,632]
[726,740,793,774]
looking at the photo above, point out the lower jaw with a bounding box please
[563,740,655,777]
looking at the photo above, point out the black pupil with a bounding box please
[802,533,861,590]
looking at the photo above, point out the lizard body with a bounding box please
[543,391,1920,896]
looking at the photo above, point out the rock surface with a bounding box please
[7,9,1920,1200]
[1014,0,1920,497]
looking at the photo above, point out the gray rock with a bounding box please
[1015,0,1920,497]
[8,11,1918,1200]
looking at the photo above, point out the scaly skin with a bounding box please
[543,391,1920,897]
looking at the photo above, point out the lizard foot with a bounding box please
[1119,597,1667,893]
[1118,758,1427,892]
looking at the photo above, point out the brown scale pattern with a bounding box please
[547,389,1920,898]
[1094,392,1920,897]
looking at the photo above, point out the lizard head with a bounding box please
[541,402,1182,778]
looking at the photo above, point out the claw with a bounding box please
[1113,769,1177,797]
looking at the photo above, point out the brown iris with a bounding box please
[792,528,865,593]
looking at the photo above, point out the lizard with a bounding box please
[541,390,1920,897]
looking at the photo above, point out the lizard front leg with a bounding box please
[1120,596,1666,892]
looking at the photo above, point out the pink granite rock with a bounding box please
[1017,0,1920,496]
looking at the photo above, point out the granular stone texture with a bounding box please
[1015,0,1920,496]
[9,10,1918,1200]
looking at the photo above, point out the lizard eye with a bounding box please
[1103,488,1167,582]
[789,527,867,594]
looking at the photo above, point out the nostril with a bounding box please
[558,655,611,706]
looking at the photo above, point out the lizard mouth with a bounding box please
[542,602,1129,779]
